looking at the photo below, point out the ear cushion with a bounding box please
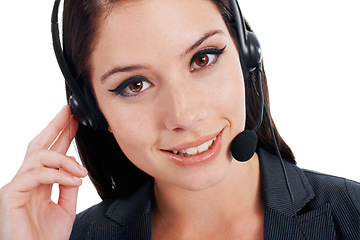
[69,94,94,127]
[228,0,262,81]
[81,84,108,130]
[238,31,262,83]
[245,31,262,72]
[69,83,108,130]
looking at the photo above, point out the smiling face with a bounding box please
[90,0,246,190]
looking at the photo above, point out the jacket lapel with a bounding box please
[88,148,338,239]
[258,148,337,239]
[97,180,154,240]
[264,204,337,239]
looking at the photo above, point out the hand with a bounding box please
[0,106,88,240]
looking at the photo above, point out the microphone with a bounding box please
[230,130,258,162]
[231,67,263,162]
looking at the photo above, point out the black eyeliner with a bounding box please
[190,45,227,67]
[109,76,149,97]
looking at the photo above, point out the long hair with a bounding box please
[63,0,295,199]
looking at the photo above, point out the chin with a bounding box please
[172,153,233,192]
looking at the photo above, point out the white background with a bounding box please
[0,0,359,213]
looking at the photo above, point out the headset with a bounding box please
[51,0,307,238]
[51,0,107,129]
[51,0,262,130]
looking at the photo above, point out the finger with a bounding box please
[40,153,87,178]
[12,167,83,193]
[17,149,87,178]
[51,115,79,154]
[35,184,54,201]
[27,106,71,153]
[58,185,79,218]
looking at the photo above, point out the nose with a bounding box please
[160,78,207,131]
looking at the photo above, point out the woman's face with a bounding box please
[91,0,246,190]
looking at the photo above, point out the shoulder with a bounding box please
[70,199,121,240]
[69,180,154,240]
[75,199,113,220]
[302,169,360,236]
[303,169,360,214]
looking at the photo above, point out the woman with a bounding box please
[0,0,359,239]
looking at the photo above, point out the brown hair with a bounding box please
[63,0,295,199]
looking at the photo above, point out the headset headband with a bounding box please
[51,0,262,129]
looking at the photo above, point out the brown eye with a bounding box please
[129,81,143,93]
[195,54,209,67]
[190,46,226,71]
[109,76,153,97]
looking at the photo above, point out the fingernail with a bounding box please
[73,176,81,182]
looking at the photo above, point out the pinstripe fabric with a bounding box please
[70,148,360,239]
[260,147,360,239]
[264,206,336,239]
[70,181,153,240]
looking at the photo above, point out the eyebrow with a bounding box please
[184,29,225,56]
[100,29,225,83]
[100,65,148,82]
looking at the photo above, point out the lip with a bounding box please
[162,129,223,168]
[166,130,221,151]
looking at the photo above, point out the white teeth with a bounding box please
[186,146,198,155]
[197,138,213,153]
[172,137,216,157]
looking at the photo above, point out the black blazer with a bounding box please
[70,148,360,239]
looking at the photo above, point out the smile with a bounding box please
[172,137,216,157]
[162,130,223,168]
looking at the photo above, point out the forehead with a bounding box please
[95,0,226,51]
[90,0,230,82]
[101,0,222,28]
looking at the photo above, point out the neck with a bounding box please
[152,154,264,238]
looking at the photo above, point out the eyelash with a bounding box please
[108,46,227,97]
[190,46,226,72]
[109,76,153,98]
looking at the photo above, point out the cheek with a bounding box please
[107,110,158,175]
[210,61,246,131]
[107,105,156,144]
[103,101,159,161]
[92,82,161,174]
